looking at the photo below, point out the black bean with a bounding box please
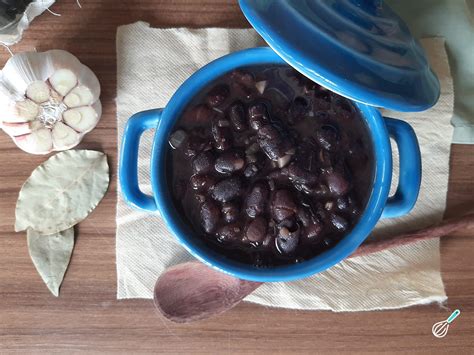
[258,124,279,141]
[248,103,270,130]
[326,171,350,196]
[264,88,291,111]
[216,223,242,242]
[276,227,299,254]
[206,84,229,107]
[303,81,318,94]
[195,193,206,203]
[184,135,212,157]
[211,177,242,202]
[190,174,216,191]
[271,190,298,222]
[287,163,318,186]
[318,149,333,167]
[168,130,187,149]
[222,202,240,223]
[304,223,323,239]
[313,89,332,111]
[262,234,275,248]
[227,101,248,132]
[245,142,260,155]
[330,214,349,231]
[212,120,233,151]
[230,70,255,88]
[277,217,297,230]
[200,200,220,233]
[316,125,338,151]
[184,104,214,124]
[243,163,259,178]
[192,151,214,174]
[297,207,313,227]
[267,169,290,185]
[338,99,353,113]
[245,183,269,218]
[336,196,349,211]
[257,125,285,160]
[246,217,267,243]
[268,179,276,191]
[288,96,309,124]
[215,151,245,174]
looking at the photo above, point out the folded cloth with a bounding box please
[116,22,453,311]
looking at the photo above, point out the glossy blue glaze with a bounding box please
[239,0,440,112]
[119,109,161,213]
[119,47,422,282]
[381,117,422,218]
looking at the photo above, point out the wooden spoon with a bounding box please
[154,213,474,323]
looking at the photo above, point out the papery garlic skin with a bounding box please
[1,121,34,136]
[15,128,53,155]
[0,50,102,155]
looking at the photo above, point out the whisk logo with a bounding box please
[432,309,461,338]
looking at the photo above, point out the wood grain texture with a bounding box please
[0,0,473,353]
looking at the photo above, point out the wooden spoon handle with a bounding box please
[351,213,474,258]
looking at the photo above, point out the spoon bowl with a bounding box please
[153,262,261,323]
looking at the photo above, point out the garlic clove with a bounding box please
[26,80,50,103]
[63,106,98,133]
[52,122,81,150]
[1,122,34,136]
[16,100,40,121]
[63,86,94,108]
[14,128,53,155]
[2,100,39,123]
[49,69,78,96]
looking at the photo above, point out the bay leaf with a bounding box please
[27,227,75,297]
[15,150,109,234]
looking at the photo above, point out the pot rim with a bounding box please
[151,47,392,282]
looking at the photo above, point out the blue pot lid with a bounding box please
[239,0,440,112]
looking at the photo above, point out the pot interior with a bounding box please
[152,48,390,281]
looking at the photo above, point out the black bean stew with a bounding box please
[166,66,374,267]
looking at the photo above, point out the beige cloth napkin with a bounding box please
[116,22,453,311]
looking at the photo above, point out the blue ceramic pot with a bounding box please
[119,47,421,282]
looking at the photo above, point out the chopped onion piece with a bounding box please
[277,154,292,168]
[255,80,267,95]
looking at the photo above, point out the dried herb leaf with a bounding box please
[15,150,109,234]
[27,227,74,297]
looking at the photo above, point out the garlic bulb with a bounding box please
[0,50,101,154]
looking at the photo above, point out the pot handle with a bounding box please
[119,109,163,212]
[381,117,421,219]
